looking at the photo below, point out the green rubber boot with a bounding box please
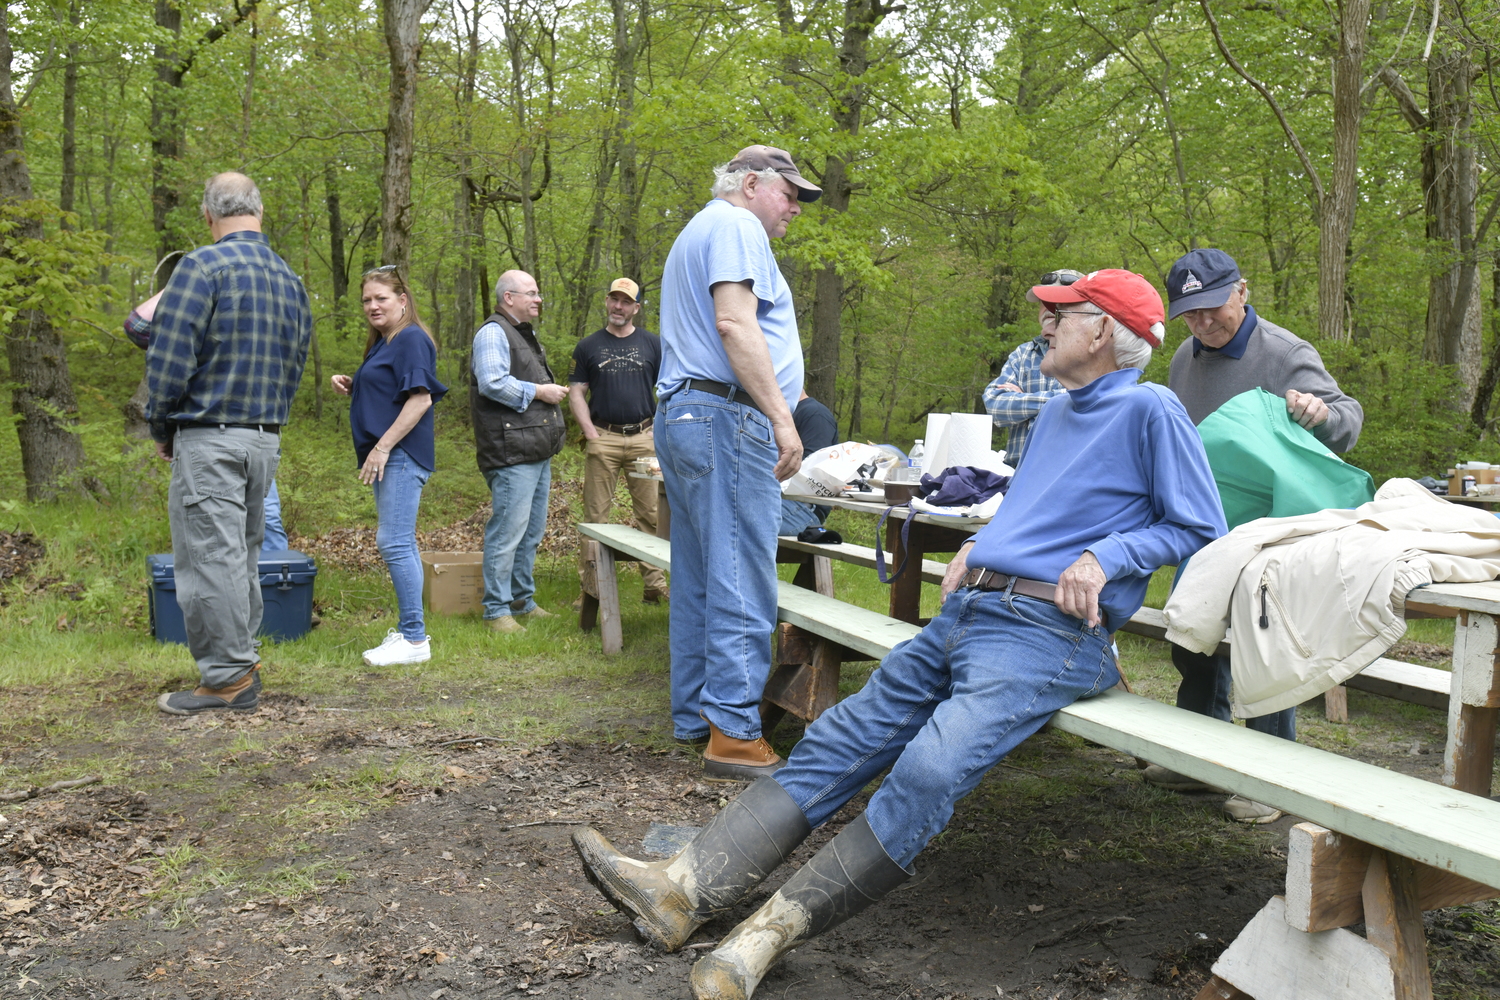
[689,813,911,999]
[572,777,810,952]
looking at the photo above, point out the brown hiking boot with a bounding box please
[486,614,526,634]
[157,665,261,716]
[703,720,783,780]
[643,587,670,605]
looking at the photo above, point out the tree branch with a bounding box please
[1199,0,1324,204]
[1377,64,1428,129]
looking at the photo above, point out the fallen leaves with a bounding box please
[2,897,36,915]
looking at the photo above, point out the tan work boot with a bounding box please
[515,605,556,620]
[572,778,810,952]
[157,664,261,716]
[643,586,670,605]
[703,720,783,780]
[486,614,526,634]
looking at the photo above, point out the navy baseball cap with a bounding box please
[1166,249,1241,319]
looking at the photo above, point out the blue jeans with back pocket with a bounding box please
[655,389,782,741]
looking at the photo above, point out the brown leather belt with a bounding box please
[971,569,1110,630]
[596,417,653,435]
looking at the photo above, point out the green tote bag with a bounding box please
[1195,388,1375,530]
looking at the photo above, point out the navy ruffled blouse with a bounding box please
[350,325,448,471]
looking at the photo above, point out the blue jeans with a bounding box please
[777,496,823,537]
[775,586,1119,869]
[482,458,551,619]
[656,389,781,741]
[372,447,431,641]
[261,479,289,552]
[1171,646,1296,741]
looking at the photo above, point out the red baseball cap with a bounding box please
[1030,269,1166,347]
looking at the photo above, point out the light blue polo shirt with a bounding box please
[657,198,803,413]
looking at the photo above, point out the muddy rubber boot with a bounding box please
[572,777,810,952]
[689,813,911,1000]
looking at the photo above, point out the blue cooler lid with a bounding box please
[148,551,316,589]
[258,550,318,587]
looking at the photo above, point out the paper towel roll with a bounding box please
[938,413,996,470]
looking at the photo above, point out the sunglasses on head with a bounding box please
[363,264,400,278]
[1038,269,1085,286]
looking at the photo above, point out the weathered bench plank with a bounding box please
[1051,691,1500,889]
[776,536,948,585]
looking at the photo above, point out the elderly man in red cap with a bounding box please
[573,270,1228,1000]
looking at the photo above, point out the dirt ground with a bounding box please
[3,686,1498,1000]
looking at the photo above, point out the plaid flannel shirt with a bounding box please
[145,231,312,443]
[982,335,1064,467]
[472,319,538,412]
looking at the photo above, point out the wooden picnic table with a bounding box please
[782,491,987,625]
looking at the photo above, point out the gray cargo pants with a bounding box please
[167,426,281,688]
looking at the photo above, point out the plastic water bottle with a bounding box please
[908,439,924,469]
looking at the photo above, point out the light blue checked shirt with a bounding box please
[145,231,311,443]
[982,335,1064,468]
[472,318,537,412]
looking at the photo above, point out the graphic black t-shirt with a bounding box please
[569,327,661,425]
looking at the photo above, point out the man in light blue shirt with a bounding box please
[654,145,821,778]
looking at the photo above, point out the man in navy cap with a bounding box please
[1154,247,1364,824]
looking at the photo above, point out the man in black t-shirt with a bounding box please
[568,278,669,602]
[778,392,839,536]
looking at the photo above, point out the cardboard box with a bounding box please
[421,551,485,615]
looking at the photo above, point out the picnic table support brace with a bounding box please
[577,539,624,655]
[1443,611,1500,795]
[762,623,850,723]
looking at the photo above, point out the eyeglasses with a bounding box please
[1039,269,1086,286]
[507,290,543,299]
[1053,309,1103,324]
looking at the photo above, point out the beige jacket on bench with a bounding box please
[1163,478,1500,718]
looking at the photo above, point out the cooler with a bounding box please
[148,550,318,644]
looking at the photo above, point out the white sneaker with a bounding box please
[1223,794,1282,824]
[362,629,432,666]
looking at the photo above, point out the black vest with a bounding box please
[470,312,566,470]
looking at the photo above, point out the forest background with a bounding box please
[3,0,1500,517]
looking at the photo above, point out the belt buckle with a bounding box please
[623,422,640,434]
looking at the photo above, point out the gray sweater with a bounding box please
[1168,313,1363,453]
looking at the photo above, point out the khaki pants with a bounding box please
[579,428,667,593]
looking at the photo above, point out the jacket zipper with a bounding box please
[1259,577,1313,657]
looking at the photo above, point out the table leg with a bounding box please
[886,516,923,624]
[579,540,601,632]
[1443,611,1500,795]
[656,481,671,540]
[596,545,623,655]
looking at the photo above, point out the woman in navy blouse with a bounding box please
[331,266,448,666]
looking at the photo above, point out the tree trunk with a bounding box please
[380,0,432,273]
[324,160,347,318]
[59,3,79,226]
[0,5,89,499]
[1422,44,1481,408]
[452,0,480,352]
[151,0,186,265]
[1315,0,1369,343]
[1472,240,1500,428]
[615,0,644,283]
[806,0,890,408]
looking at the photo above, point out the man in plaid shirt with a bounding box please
[982,269,1083,467]
[147,172,311,716]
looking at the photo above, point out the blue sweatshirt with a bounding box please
[966,367,1226,628]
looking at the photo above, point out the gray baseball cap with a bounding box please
[726,145,822,202]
